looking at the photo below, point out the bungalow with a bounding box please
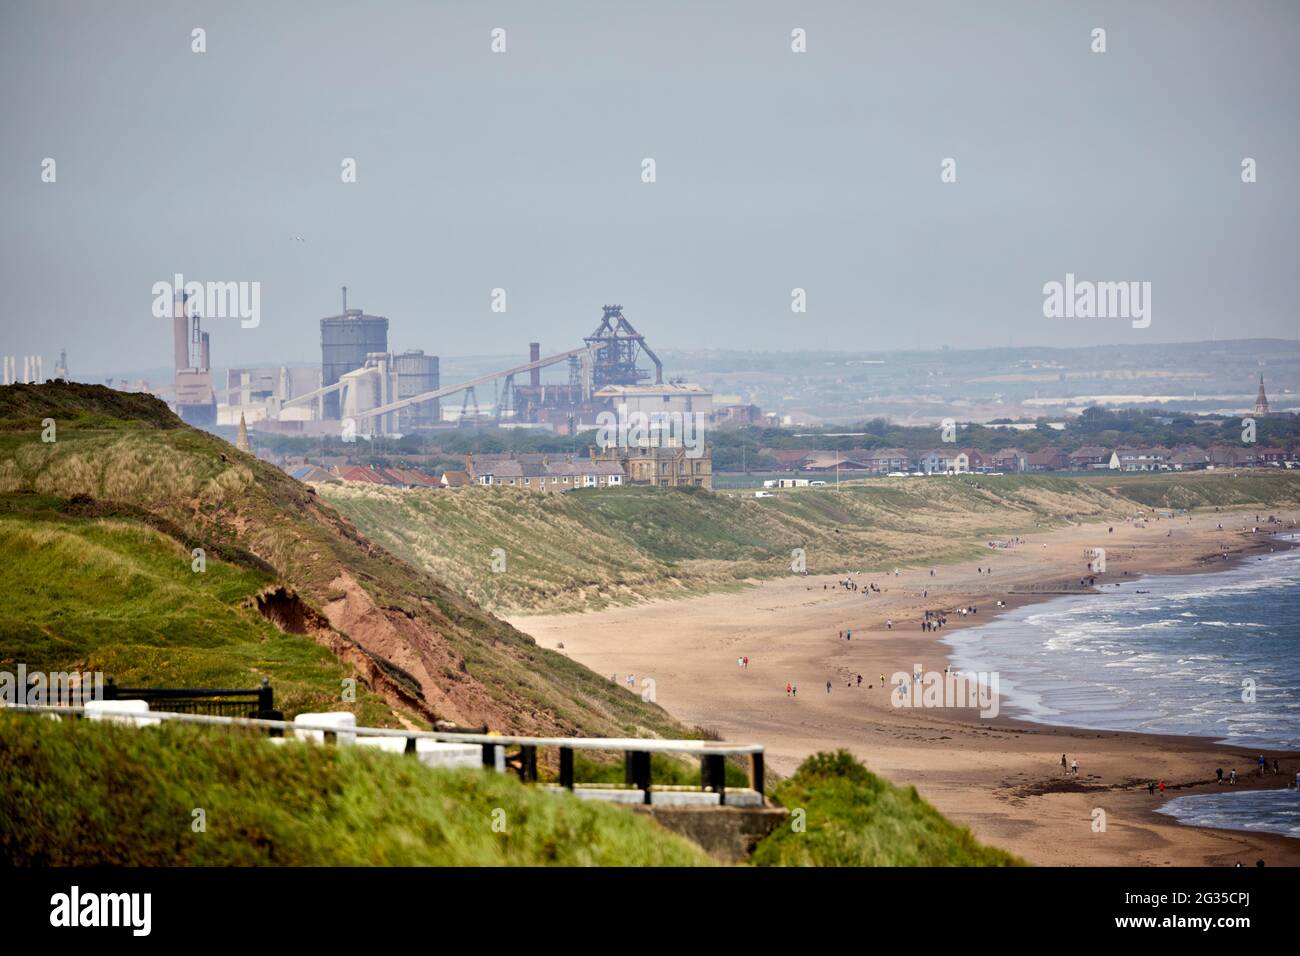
[1111,447,1171,472]
[1167,449,1208,471]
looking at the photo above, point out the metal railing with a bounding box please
[0,703,765,805]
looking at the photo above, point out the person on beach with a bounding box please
[1258,755,1267,776]
[785,681,791,697]
[1216,767,1224,785]
[792,682,797,697]
[1158,781,1165,796]
[826,680,832,694]
[847,629,852,641]
[1071,759,1079,777]
[1148,781,1156,796]
[1061,754,1068,773]
[856,674,862,687]
[1229,768,1237,784]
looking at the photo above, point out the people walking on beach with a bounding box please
[743,656,749,668]
[856,674,862,687]
[1216,767,1224,785]
[792,682,797,697]
[1229,768,1237,784]
[847,629,852,641]
[826,679,832,694]
[879,673,885,687]
[1148,781,1155,796]
[1071,759,1079,777]
[1158,781,1165,796]
[1258,755,1267,776]
[1061,754,1068,773]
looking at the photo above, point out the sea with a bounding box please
[943,540,1300,838]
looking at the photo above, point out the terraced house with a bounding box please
[467,453,625,492]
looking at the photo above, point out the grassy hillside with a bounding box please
[752,750,1023,867]
[0,714,711,866]
[0,498,399,726]
[319,471,1300,614]
[0,383,688,739]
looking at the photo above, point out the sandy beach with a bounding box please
[510,507,1300,866]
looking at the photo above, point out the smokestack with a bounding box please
[200,332,210,372]
[173,291,189,371]
[342,286,347,315]
[530,342,540,387]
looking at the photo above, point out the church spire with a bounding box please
[1254,375,1269,416]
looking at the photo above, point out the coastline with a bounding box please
[508,507,1300,865]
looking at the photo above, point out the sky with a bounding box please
[2,0,1298,378]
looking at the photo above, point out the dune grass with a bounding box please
[751,750,1024,867]
[0,714,713,866]
[321,471,1300,614]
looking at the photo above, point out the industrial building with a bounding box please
[320,288,389,420]
[185,295,714,463]
[171,290,217,427]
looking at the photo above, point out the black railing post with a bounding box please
[258,678,273,715]
[702,753,727,803]
[518,745,538,782]
[750,752,765,799]
[625,750,652,803]
[404,735,417,754]
[559,747,575,790]
[482,743,497,769]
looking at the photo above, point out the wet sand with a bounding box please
[510,508,1300,866]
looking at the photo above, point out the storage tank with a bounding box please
[320,307,388,419]
[393,349,440,427]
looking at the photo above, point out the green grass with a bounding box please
[751,750,1024,867]
[0,714,712,866]
[0,509,403,726]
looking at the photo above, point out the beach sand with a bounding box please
[509,507,1300,866]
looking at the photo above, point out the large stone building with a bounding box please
[591,444,713,489]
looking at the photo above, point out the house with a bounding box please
[960,449,986,472]
[1068,445,1111,470]
[466,454,626,492]
[377,466,440,488]
[1026,448,1069,472]
[440,469,473,488]
[801,455,870,472]
[988,448,1027,473]
[331,464,392,485]
[287,464,336,484]
[1167,449,1208,471]
[859,448,913,474]
[1112,447,1171,472]
[762,448,817,469]
[917,449,969,474]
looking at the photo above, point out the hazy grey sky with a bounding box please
[3,0,1297,377]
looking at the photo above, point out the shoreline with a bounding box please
[508,507,1300,865]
